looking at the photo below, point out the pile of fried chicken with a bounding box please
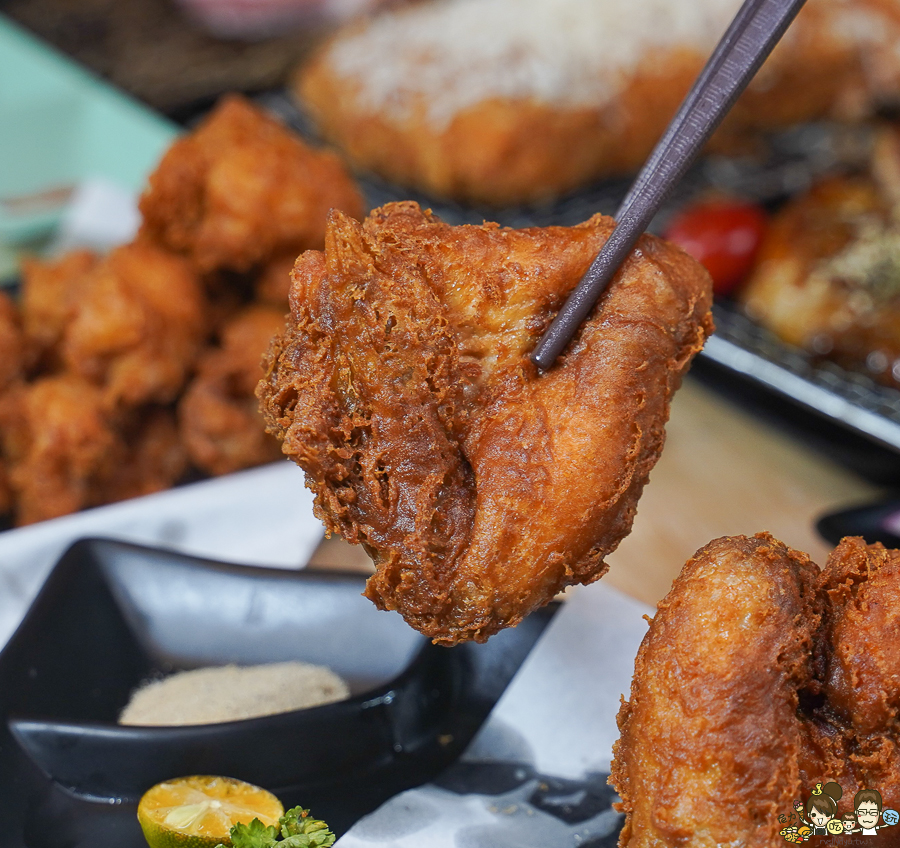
[0,95,363,526]
[258,201,714,644]
[612,533,900,846]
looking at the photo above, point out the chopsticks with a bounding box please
[530,0,807,371]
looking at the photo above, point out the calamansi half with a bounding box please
[137,775,284,848]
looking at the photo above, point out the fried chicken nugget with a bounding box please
[180,305,284,476]
[96,407,189,505]
[259,201,712,644]
[612,534,821,846]
[62,241,207,409]
[139,95,364,273]
[0,375,118,525]
[0,290,26,390]
[19,248,97,366]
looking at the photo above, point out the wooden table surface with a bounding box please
[308,376,881,610]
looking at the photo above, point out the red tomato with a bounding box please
[664,199,767,297]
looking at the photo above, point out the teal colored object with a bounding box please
[0,15,178,243]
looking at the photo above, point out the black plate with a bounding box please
[0,538,555,847]
[816,498,900,547]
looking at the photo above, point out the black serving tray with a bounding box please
[0,538,555,847]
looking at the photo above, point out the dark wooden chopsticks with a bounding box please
[530,0,808,371]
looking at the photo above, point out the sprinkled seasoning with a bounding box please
[821,219,900,303]
[119,661,349,726]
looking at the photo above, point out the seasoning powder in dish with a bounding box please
[118,661,349,726]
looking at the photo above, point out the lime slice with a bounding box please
[137,775,284,848]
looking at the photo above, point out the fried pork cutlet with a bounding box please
[139,95,364,274]
[612,534,900,847]
[258,201,713,644]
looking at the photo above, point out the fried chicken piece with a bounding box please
[0,290,26,390]
[180,305,284,476]
[612,534,900,846]
[139,95,364,274]
[0,454,11,518]
[612,534,821,846]
[62,241,208,409]
[0,375,119,525]
[254,253,296,308]
[816,538,900,804]
[259,201,713,644]
[739,175,900,387]
[96,407,189,504]
[19,249,97,367]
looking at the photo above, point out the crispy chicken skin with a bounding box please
[180,305,284,475]
[612,534,900,847]
[259,201,713,644]
[139,95,364,273]
[61,241,208,409]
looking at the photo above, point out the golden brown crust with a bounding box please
[258,201,712,643]
[612,534,900,846]
[139,94,364,272]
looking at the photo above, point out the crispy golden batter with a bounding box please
[259,201,712,643]
[20,248,97,366]
[139,95,364,273]
[612,534,900,847]
[180,305,284,475]
[61,241,208,409]
[0,375,118,526]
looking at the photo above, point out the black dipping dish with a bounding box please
[0,539,556,848]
